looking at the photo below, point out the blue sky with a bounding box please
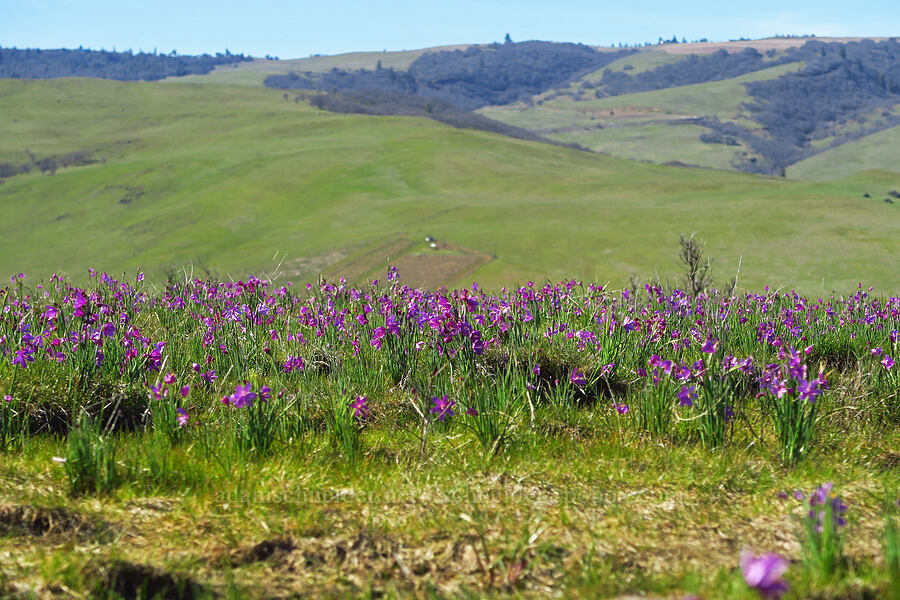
[2,0,898,58]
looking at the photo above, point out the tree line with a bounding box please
[0,47,250,81]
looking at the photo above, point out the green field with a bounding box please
[2,77,900,294]
[549,123,747,170]
[789,123,900,180]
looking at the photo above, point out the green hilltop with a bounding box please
[1,77,900,293]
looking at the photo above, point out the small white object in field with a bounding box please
[430,243,437,249]
[52,456,67,463]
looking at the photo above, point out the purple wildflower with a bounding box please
[149,384,168,400]
[431,394,456,421]
[176,408,190,427]
[740,550,789,599]
[179,385,190,398]
[569,368,587,387]
[228,383,257,408]
[466,406,478,416]
[701,338,718,354]
[883,355,895,370]
[350,395,370,421]
[677,385,697,408]
[101,323,116,338]
[164,372,177,385]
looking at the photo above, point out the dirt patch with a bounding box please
[90,560,207,600]
[393,242,492,290]
[230,537,295,566]
[222,530,569,595]
[0,504,98,538]
[281,251,345,280]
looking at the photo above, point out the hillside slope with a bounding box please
[1,78,899,293]
[788,123,900,180]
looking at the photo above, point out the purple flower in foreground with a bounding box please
[569,368,587,387]
[350,395,369,421]
[614,403,629,414]
[101,323,116,338]
[701,338,718,354]
[431,394,456,421]
[740,550,789,599]
[677,385,697,407]
[179,385,190,398]
[164,372,177,385]
[228,383,257,408]
[883,355,895,370]
[176,408,190,427]
[3,395,11,403]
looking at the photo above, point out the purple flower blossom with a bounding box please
[677,385,697,407]
[569,368,587,387]
[228,383,257,408]
[883,355,895,370]
[176,408,190,427]
[259,385,271,402]
[283,356,305,373]
[164,372,177,385]
[179,385,190,398]
[796,371,828,402]
[701,338,718,354]
[431,394,456,421]
[12,348,34,369]
[466,406,478,416]
[350,395,369,421]
[101,323,116,338]
[3,395,11,403]
[740,550,789,599]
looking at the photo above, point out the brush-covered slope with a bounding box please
[481,38,900,177]
[1,77,900,293]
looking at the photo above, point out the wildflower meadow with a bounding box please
[2,266,900,598]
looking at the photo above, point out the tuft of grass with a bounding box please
[64,413,121,497]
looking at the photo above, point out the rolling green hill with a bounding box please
[1,77,900,294]
[788,122,900,180]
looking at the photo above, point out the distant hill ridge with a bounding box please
[264,41,635,110]
[0,46,250,81]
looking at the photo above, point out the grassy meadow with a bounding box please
[3,270,900,599]
[2,78,900,294]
